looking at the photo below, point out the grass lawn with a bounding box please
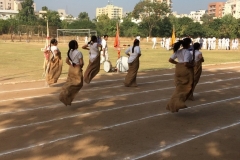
[0,40,239,83]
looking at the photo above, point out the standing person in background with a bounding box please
[218,38,222,50]
[199,37,203,49]
[59,40,84,106]
[45,38,63,86]
[100,35,109,64]
[166,38,194,113]
[124,39,141,87]
[82,35,102,84]
[152,37,157,49]
[188,42,204,100]
[84,36,88,44]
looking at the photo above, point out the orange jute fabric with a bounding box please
[84,54,100,84]
[189,60,202,100]
[59,66,83,106]
[167,63,194,113]
[124,57,139,87]
[46,53,63,85]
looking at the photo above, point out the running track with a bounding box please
[0,63,239,160]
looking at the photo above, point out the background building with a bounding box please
[96,1,123,19]
[0,0,35,11]
[208,2,225,18]
[223,0,240,19]
[189,10,206,23]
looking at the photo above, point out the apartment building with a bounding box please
[208,2,225,18]
[96,1,123,19]
[0,0,35,11]
[189,10,206,23]
[223,0,240,19]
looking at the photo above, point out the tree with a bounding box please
[120,14,140,37]
[17,0,36,24]
[201,14,214,24]
[95,14,118,36]
[219,15,238,38]
[46,10,62,28]
[42,6,48,11]
[132,0,171,37]
[78,12,90,21]
[175,17,194,37]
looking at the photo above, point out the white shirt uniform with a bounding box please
[170,49,192,63]
[190,50,202,62]
[69,50,83,65]
[48,46,59,57]
[101,39,109,63]
[89,43,99,62]
[125,46,141,63]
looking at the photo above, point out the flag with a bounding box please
[114,23,121,59]
[170,26,176,47]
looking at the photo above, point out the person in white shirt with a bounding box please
[218,39,222,50]
[225,38,230,50]
[84,36,88,44]
[124,39,141,87]
[189,42,204,100]
[165,37,170,50]
[45,39,63,86]
[167,38,194,113]
[221,38,226,49]
[212,37,216,50]
[152,37,157,49]
[100,35,109,63]
[82,35,102,84]
[136,36,141,41]
[59,40,84,106]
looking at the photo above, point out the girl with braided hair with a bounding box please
[167,38,194,113]
[82,35,102,84]
[46,38,63,86]
[124,39,141,87]
[59,40,84,106]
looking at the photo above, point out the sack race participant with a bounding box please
[167,38,194,113]
[188,42,204,100]
[45,39,63,86]
[59,40,84,106]
[82,35,102,84]
[124,39,141,87]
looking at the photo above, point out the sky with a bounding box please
[34,0,226,19]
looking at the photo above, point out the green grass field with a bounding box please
[0,40,239,83]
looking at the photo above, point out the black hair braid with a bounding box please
[67,40,78,66]
[132,39,139,53]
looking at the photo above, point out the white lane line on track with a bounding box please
[1,76,240,115]
[1,85,239,132]
[0,96,239,157]
[0,63,240,86]
[1,75,240,104]
[131,120,240,160]
[1,65,240,94]
[0,70,238,94]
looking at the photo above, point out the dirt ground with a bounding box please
[0,62,240,160]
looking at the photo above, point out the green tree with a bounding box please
[175,17,194,37]
[132,0,171,37]
[42,6,48,11]
[17,0,36,24]
[0,20,10,34]
[96,14,118,36]
[219,15,238,38]
[120,14,140,37]
[201,14,214,25]
[78,12,90,21]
